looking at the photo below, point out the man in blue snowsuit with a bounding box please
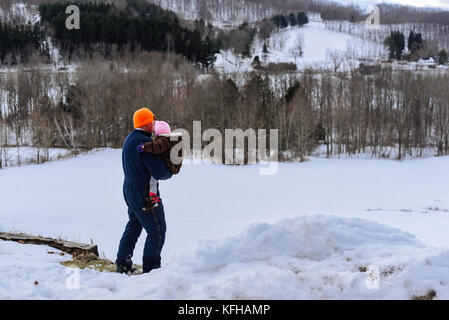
[116,107,173,274]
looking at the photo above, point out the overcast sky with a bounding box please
[334,0,449,9]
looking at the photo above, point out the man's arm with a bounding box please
[141,152,173,180]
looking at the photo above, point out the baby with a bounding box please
[137,121,183,211]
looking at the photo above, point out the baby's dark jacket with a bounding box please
[142,135,183,175]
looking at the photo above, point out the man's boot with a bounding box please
[116,255,138,275]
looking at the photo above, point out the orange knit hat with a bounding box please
[133,108,155,129]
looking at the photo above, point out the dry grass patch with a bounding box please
[60,252,142,273]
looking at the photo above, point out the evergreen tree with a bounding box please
[270,15,280,29]
[197,36,220,72]
[262,43,268,54]
[280,15,288,29]
[438,49,448,65]
[285,80,300,103]
[384,31,405,60]
[288,13,297,27]
[297,12,309,26]
[186,29,202,62]
[408,31,423,53]
[271,15,288,30]
[252,55,262,69]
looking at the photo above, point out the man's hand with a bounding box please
[137,143,145,153]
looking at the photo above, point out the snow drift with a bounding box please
[1,215,448,299]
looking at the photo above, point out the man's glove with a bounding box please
[137,143,145,153]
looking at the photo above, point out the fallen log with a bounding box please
[0,232,99,257]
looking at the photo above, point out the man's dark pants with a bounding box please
[116,186,166,273]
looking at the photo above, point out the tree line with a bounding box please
[243,0,449,25]
[378,3,449,25]
[384,30,448,64]
[1,51,449,168]
[270,12,309,30]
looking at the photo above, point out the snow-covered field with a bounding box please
[1,149,449,299]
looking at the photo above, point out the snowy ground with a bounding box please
[1,149,449,299]
[2,215,449,299]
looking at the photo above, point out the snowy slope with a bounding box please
[215,21,386,73]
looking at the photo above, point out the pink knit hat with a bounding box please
[154,121,172,136]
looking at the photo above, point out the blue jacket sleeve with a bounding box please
[141,152,173,180]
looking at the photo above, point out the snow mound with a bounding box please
[177,215,440,299]
[193,215,422,270]
[3,215,448,299]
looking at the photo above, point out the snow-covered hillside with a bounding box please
[1,149,449,299]
[215,21,386,73]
